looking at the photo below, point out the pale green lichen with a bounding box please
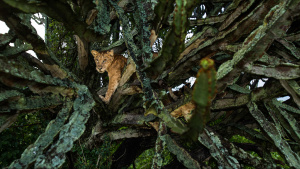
[100,38,125,51]
[111,113,155,126]
[157,112,188,134]
[279,38,300,59]
[8,95,64,111]
[34,85,94,168]
[264,102,286,137]
[161,134,201,169]
[8,101,72,169]
[152,122,166,168]
[0,57,76,88]
[258,53,282,65]
[4,69,95,168]
[216,60,233,80]
[105,128,152,140]
[269,100,300,141]
[217,2,287,81]
[93,0,111,35]
[247,102,300,168]
[0,43,33,57]
[0,90,23,102]
[109,0,140,62]
[272,99,300,114]
[228,84,251,94]
[198,129,240,168]
[109,0,190,135]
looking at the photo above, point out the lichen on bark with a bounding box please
[108,0,189,134]
[93,0,111,35]
[198,128,240,168]
[247,101,300,168]
[161,134,201,169]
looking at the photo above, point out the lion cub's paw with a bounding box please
[99,95,109,104]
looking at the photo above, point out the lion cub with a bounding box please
[91,50,127,104]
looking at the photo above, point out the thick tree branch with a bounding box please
[247,102,300,168]
[216,0,297,91]
[161,134,201,169]
[2,0,105,42]
[165,0,286,87]
[152,121,167,169]
[285,31,300,42]
[0,9,55,65]
[198,128,240,168]
[103,128,156,141]
[21,52,51,74]
[0,31,16,49]
[0,43,33,57]
[244,63,300,80]
[0,95,64,112]
[109,0,189,134]
[110,113,156,126]
[189,14,228,27]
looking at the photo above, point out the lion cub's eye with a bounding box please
[102,60,107,64]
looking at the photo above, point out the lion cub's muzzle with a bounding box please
[96,67,105,73]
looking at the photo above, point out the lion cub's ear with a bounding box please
[91,50,99,57]
[106,50,114,58]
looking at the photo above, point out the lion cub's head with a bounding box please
[91,50,114,73]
